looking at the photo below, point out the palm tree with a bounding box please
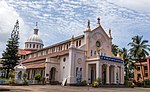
[121,48,129,80]
[120,48,135,80]
[112,44,118,56]
[128,35,150,82]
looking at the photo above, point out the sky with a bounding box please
[0,0,150,57]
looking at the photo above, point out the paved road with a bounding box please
[0,85,150,92]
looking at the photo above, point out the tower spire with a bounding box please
[34,22,38,35]
[87,19,90,28]
[84,19,91,32]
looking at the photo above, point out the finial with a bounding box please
[87,19,90,28]
[16,20,19,24]
[35,22,38,29]
[108,28,112,39]
[109,28,111,34]
[34,22,39,35]
[69,35,75,48]
[97,17,100,26]
[71,35,74,43]
[84,19,91,32]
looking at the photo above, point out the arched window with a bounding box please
[33,44,35,48]
[94,51,96,55]
[76,67,78,76]
[37,44,38,48]
[91,50,93,56]
[67,44,69,49]
[76,41,78,47]
[63,58,66,62]
[80,68,82,71]
[27,44,28,48]
[30,44,31,48]
[79,40,81,46]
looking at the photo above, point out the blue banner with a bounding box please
[100,56,123,63]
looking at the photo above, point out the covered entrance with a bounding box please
[88,64,96,84]
[102,64,107,84]
[49,67,56,83]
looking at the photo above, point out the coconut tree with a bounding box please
[128,35,150,82]
[120,48,135,80]
[112,44,118,56]
[121,48,129,80]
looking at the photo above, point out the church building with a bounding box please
[19,18,124,85]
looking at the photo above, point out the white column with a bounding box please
[96,62,100,79]
[15,71,18,80]
[120,67,123,84]
[121,66,124,84]
[30,69,32,79]
[86,63,89,82]
[106,64,110,84]
[22,71,24,80]
[114,65,118,84]
[99,63,102,80]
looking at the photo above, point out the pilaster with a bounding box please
[96,61,100,79]
[114,65,117,84]
[106,64,110,84]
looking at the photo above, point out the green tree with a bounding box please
[128,35,150,82]
[112,44,118,56]
[1,20,20,78]
[120,48,129,80]
[120,48,135,80]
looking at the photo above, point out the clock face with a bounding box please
[96,41,101,48]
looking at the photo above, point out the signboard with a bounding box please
[100,56,123,63]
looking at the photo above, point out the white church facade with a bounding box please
[19,18,124,85]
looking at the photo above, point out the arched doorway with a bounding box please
[102,64,107,84]
[90,64,96,84]
[49,67,56,82]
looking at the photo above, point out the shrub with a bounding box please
[92,81,99,87]
[96,77,101,84]
[23,79,28,85]
[127,81,135,88]
[81,80,87,86]
[8,71,15,79]
[8,78,15,85]
[34,74,41,82]
[136,81,143,87]
[143,78,150,85]
[23,73,27,80]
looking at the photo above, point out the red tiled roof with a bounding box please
[18,49,33,55]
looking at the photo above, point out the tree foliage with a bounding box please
[120,48,134,80]
[128,35,150,82]
[112,44,118,56]
[1,20,20,78]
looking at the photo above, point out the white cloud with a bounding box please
[110,0,150,12]
[1,0,150,54]
[0,0,30,57]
